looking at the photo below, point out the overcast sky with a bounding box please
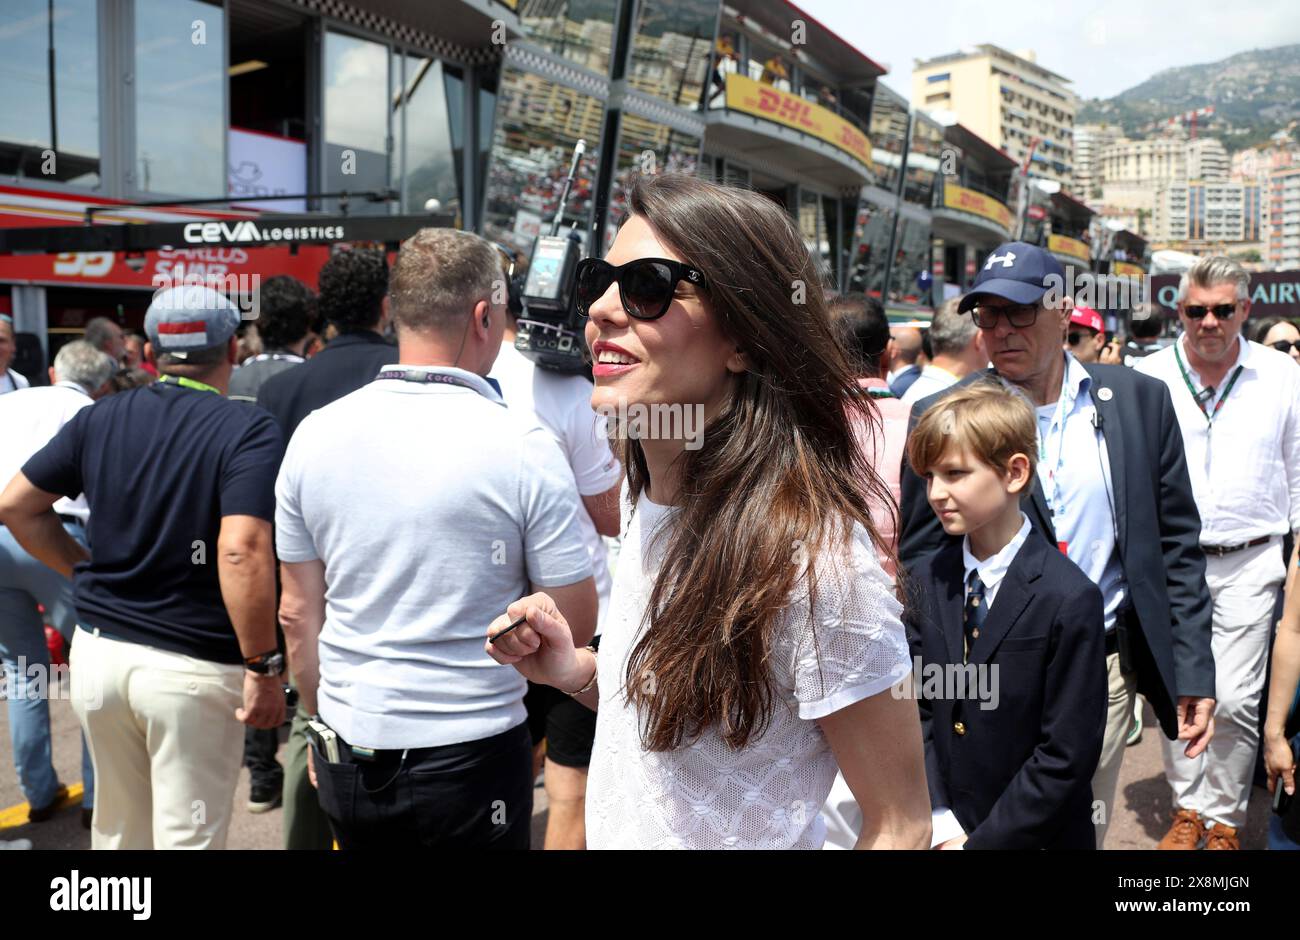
[800,0,1300,101]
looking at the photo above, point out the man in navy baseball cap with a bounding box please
[0,280,286,848]
[957,241,1067,314]
[954,241,1073,391]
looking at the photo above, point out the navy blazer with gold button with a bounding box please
[904,532,1108,850]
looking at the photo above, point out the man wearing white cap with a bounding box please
[0,285,285,849]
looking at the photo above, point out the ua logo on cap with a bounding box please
[985,251,1016,270]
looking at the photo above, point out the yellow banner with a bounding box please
[942,184,1012,232]
[1113,261,1145,278]
[725,73,871,167]
[1048,234,1091,263]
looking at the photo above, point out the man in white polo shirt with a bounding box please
[276,227,596,849]
[1137,256,1300,850]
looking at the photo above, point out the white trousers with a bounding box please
[70,626,245,849]
[1161,539,1283,830]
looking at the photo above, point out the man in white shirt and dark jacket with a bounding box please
[1135,256,1300,850]
[899,242,1216,849]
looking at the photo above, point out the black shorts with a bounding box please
[524,666,598,769]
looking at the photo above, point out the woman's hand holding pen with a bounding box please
[485,592,588,692]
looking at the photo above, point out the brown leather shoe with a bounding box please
[1204,823,1240,850]
[1157,808,1205,850]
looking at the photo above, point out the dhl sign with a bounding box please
[1113,261,1145,278]
[942,184,1012,233]
[725,73,872,168]
[1047,233,1091,263]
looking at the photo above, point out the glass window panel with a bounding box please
[481,66,601,259]
[889,218,932,306]
[476,72,496,224]
[400,54,460,219]
[628,0,717,108]
[847,197,895,298]
[516,0,618,77]
[323,30,389,214]
[0,0,100,186]
[904,115,944,206]
[604,117,700,252]
[869,86,909,195]
[134,0,224,195]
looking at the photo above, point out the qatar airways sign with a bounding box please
[1151,272,1300,317]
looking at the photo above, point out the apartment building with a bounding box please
[1268,167,1300,269]
[912,44,1076,186]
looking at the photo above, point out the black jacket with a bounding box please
[256,331,395,441]
[898,364,1214,739]
[905,535,1107,849]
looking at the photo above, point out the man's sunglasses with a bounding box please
[574,257,706,321]
[1183,302,1237,320]
[970,302,1041,329]
[1271,340,1298,355]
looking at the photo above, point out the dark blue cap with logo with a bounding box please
[957,241,1065,313]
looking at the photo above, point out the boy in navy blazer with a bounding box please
[903,381,1107,849]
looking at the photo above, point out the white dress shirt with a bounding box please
[930,512,1033,847]
[1135,335,1300,544]
[0,368,30,394]
[1006,353,1127,632]
[0,381,94,520]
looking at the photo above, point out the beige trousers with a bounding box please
[1091,650,1138,848]
[70,626,245,849]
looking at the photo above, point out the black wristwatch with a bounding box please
[244,650,285,676]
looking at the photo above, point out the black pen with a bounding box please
[489,614,529,645]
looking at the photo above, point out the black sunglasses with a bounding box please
[574,257,706,321]
[1183,302,1237,320]
[970,302,1041,329]
[1271,340,1298,355]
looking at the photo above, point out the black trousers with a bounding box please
[244,725,283,786]
[313,722,533,850]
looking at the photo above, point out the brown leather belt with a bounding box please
[1202,535,1272,557]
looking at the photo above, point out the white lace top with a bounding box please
[585,493,912,849]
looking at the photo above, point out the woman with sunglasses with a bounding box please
[1251,316,1300,366]
[485,173,930,849]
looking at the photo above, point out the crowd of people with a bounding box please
[0,172,1297,851]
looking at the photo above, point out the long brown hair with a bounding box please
[616,173,899,751]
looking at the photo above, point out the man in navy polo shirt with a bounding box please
[256,247,394,441]
[0,285,285,849]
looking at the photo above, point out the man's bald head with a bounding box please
[890,326,923,365]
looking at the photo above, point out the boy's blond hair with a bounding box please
[907,380,1038,478]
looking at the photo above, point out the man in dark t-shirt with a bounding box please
[257,248,395,441]
[0,284,285,849]
[228,275,316,404]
